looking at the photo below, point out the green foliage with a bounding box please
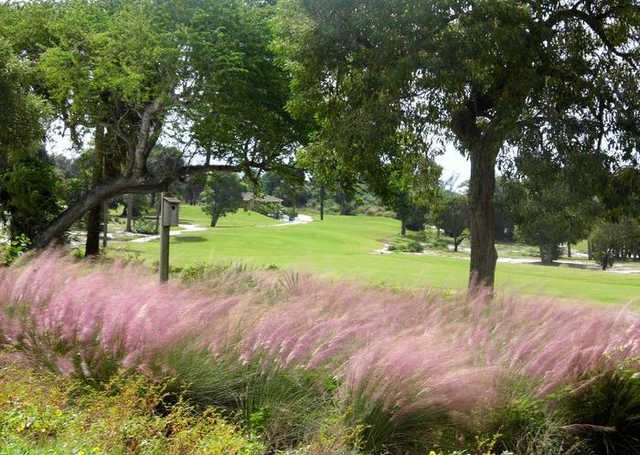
[478,384,549,453]
[200,173,245,227]
[0,234,29,266]
[344,387,455,454]
[0,156,62,244]
[504,174,595,264]
[389,237,425,253]
[589,219,640,270]
[0,356,265,455]
[436,194,470,252]
[556,369,640,454]
[590,222,620,271]
[0,39,50,163]
[133,218,157,235]
[160,349,335,451]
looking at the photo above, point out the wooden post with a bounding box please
[159,193,180,283]
[160,223,170,282]
[159,192,170,282]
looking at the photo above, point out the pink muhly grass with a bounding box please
[0,251,249,375]
[0,250,639,421]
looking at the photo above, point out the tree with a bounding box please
[502,151,600,263]
[590,218,640,269]
[383,155,441,236]
[277,0,640,290]
[0,39,49,165]
[1,0,302,250]
[0,155,62,245]
[493,177,516,242]
[590,222,621,270]
[200,174,245,227]
[0,38,56,245]
[436,194,470,252]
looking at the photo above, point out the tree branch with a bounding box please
[34,160,282,249]
[545,6,639,68]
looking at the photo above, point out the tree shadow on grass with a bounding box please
[533,261,601,271]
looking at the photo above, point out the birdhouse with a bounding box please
[161,196,180,227]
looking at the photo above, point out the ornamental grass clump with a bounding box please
[0,251,255,380]
[1,251,640,453]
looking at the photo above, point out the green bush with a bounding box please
[388,237,424,253]
[159,348,335,451]
[134,217,158,235]
[344,387,456,454]
[0,354,265,455]
[556,368,640,454]
[406,240,424,253]
[0,234,29,266]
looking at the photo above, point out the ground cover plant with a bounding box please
[1,252,639,454]
[0,353,264,455]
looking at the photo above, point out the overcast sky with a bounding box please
[436,144,470,184]
[47,122,471,184]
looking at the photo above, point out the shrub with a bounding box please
[134,217,158,235]
[0,234,29,266]
[589,219,640,269]
[556,368,640,454]
[0,353,264,455]
[161,348,334,451]
[590,222,620,270]
[406,240,424,252]
[2,252,640,453]
[388,237,424,253]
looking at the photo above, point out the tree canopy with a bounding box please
[0,39,49,164]
[276,0,640,289]
[0,0,303,248]
[200,173,245,227]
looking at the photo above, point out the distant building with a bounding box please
[241,192,283,213]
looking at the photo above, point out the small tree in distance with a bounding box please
[590,222,619,270]
[200,174,245,227]
[437,194,469,252]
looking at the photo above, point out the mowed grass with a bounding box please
[115,205,640,305]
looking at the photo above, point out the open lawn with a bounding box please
[113,205,640,305]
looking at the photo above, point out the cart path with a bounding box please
[130,223,207,243]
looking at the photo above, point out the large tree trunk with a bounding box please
[85,205,101,256]
[401,218,406,236]
[567,242,571,258]
[210,213,220,227]
[468,147,498,289]
[85,127,106,257]
[540,245,555,264]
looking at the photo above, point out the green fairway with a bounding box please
[115,205,640,305]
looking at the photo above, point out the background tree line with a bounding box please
[1,0,639,291]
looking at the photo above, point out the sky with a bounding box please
[436,144,470,185]
[48,121,471,185]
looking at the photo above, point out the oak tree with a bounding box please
[277,0,640,289]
